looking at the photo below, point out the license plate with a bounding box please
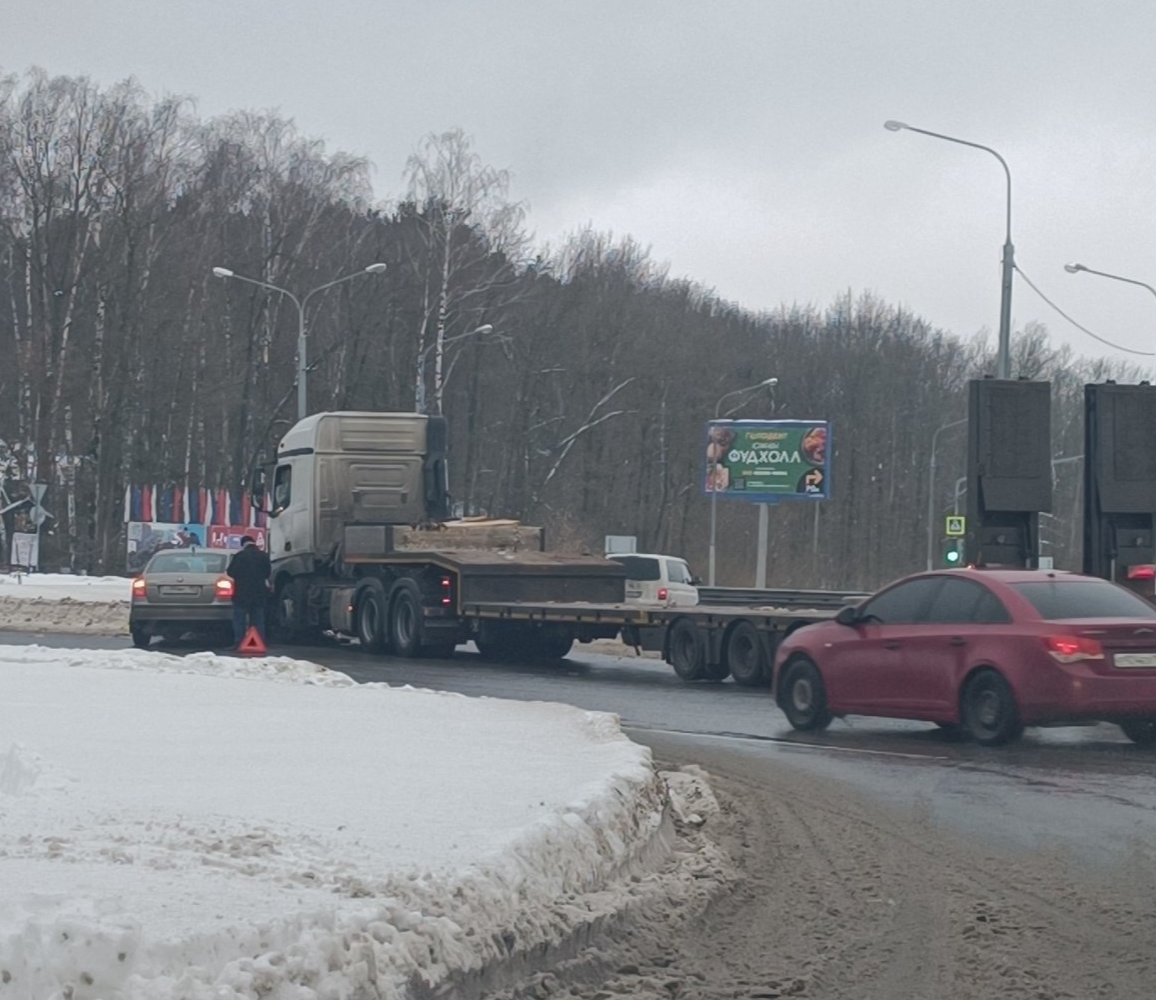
[1114,652,1156,668]
[160,585,199,596]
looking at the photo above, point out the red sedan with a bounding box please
[773,569,1156,747]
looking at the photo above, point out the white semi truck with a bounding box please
[252,410,834,681]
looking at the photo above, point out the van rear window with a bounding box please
[609,556,661,581]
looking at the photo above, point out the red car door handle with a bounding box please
[883,641,901,649]
[949,637,966,646]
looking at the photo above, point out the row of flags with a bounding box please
[123,485,268,528]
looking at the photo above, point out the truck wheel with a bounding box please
[273,577,315,643]
[131,626,151,650]
[778,657,832,732]
[390,581,425,658]
[726,621,767,687]
[669,619,707,681]
[356,581,389,654]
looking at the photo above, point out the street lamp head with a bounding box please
[211,267,234,278]
[364,262,387,274]
[474,324,494,335]
[883,120,908,132]
[761,377,779,387]
[1064,263,1086,274]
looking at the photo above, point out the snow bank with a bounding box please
[0,648,671,999]
[0,573,130,635]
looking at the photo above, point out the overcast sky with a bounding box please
[5,0,1156,372]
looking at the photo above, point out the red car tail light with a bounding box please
[1127,564,1156,581]
[1043,634,1104,663]
[214,577,235,601]
[440,575,453,607]
[658,587,669,602]
[131,577,147,601]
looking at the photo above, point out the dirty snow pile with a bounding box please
[0,572,129,634]
[0,647,681,999]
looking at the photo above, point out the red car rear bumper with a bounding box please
[1017,662,1156,724]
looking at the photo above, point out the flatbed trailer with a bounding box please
[305,537,841,687]
[461,600,837,686]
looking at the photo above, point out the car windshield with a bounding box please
[1011,580,1156,620]
[147,551,229,574]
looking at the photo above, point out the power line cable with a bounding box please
[1017,263,1151,356]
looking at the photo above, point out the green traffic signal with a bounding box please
[945,547,962,565]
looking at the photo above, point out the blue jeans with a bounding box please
[232,603,267,645]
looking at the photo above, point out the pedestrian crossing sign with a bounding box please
[945,515,966,537]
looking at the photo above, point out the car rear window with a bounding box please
[1011,580,1156,620]
[609,556,661,581]
[148,551,229,574]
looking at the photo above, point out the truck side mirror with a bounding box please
[249,467,266,508]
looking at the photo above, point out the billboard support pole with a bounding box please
[755,503,768,588]
[708,489,718,587]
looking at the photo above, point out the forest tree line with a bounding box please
[0,69,1139,585]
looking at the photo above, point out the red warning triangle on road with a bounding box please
[237,627,267,656]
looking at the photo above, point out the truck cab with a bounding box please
[256,411,449,577]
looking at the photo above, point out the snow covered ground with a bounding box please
[0,572,131,604]
[0,646,707,1000]
[0,573,130,635]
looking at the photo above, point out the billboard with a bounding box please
[704,420,830,502]
[126,522,267,572]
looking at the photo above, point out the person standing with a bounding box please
[227,536,271,646]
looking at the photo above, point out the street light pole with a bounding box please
[414,324,494,414]
[708,377,778,587]
[885,120,1015,379]
[212,263,387,421]
[1065,262,1156,379]
[926,417,968,571]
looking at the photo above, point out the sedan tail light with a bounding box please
[1043,634,1104,663]
[214,577,235,601]
[131,577,147,601]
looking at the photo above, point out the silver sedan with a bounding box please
[129,549,235,648]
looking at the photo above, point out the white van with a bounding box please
[608,553,700,607]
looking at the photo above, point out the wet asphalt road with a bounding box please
[5,630,1155,866]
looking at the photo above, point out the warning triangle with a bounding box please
[238,626,268,656]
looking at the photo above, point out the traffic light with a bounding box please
[942,540,963,566]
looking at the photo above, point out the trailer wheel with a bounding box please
[537,631,574,661]
[669,618,707,681]
[356,581,389,654]
[390,580,425,658]
[726,621,767,687]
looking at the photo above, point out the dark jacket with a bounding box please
[227,544,271,607]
